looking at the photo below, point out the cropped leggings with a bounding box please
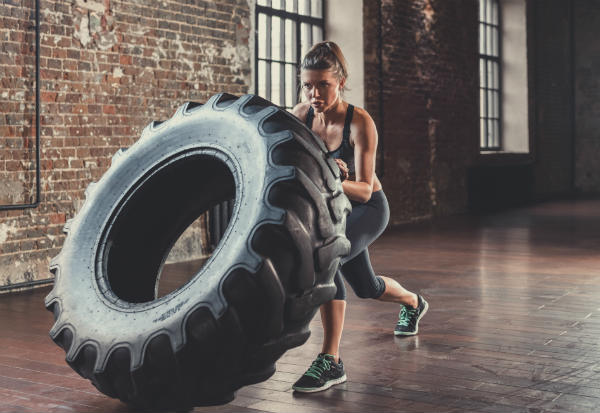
[333,190,390,300]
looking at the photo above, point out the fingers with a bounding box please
[334,158,349,181]
[334,158,347,169]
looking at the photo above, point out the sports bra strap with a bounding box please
[343,104,354,142]
[306,105,315,129]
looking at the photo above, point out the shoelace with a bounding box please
[397,305,417,327]
[303,356,332,379]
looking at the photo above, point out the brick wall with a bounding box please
[364,0,479,225]
[574,0,600,193]
[530,0,574,198]
[0,0,251,290]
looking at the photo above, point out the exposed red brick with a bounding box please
[41,91,57,103]
[102,105,117,115]
[119,54,132,65]
[49,213,66,225]
[363,0,478,224]
[1,0,252,288]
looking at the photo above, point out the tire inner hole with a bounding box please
[102,154,235,304]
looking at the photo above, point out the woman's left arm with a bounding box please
[341,111,377,203]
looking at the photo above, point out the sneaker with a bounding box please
[292,353,347,393]
[394,295,429,336]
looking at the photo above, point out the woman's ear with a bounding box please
[339,77,346,92]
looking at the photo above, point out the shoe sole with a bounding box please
[394,299,429,336]
[292,374,347,393]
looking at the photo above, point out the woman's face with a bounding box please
[300,69,344,113]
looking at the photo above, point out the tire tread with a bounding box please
[45,94,351,409]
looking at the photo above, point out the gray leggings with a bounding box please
[334,190,390,300]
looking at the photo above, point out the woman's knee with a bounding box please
[351,277,386,299]
[353,286,377,299]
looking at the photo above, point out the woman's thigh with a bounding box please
[333,191,389,300]
[341,190,389,265]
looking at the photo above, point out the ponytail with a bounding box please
[301,41,349,90]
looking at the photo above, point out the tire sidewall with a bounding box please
[53,101,289,369]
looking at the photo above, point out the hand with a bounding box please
[334,158,349,182]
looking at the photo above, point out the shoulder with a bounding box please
[349,105,377,142]
[292,102,312,123]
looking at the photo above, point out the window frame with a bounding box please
[479,0,503,152]
[255,0,325,110]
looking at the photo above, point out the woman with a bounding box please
[291,41,429,393]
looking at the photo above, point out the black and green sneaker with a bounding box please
[292,353,347,393]
[394,295,429,336]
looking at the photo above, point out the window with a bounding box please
[479,0,501,151]
[256,0,325,110]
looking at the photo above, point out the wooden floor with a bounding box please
[1,199,600,412]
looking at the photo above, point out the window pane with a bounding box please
[257,0,270,6]
[285,0,297,12]
[494,90,500,118]
[271,62,282,106]
[301,22,312,58]
[285,19,296,62]
[480,118,486,148]
[479,0,485,21]
[258,14,267,59]
[487,119,493,146]
[258,60,267,98]
[493,120,499,147]
[312,25,323,44]
[492,27,498,56]
[311,0,322,17]
[285,64,294,108]
[271,0,283,10]
[479,24,485,54]
[492,0,498,25]
[479,59,486,88]
[487,60,493,90]
[486,25,492,55]
[480,89,486,118]
[298,0,309,15]
[486,0,492,23]
[492,62,499,89]
[272,16,281,61]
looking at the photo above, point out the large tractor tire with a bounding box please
[44,93,351,409]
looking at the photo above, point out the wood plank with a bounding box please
[1,199,599,412]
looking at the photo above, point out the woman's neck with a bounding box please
[316,97,346,126]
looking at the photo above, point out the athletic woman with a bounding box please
[291,41,429,393]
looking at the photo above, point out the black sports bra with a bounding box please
[306,104,355,175]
